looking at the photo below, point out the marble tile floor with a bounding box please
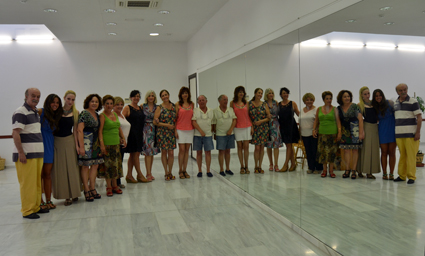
[0,158,330,256]
[214,145,425,256]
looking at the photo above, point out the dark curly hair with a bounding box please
[130,90,140,98]
[322,91,333,101]
[279,87,290,99]
[337,90,353,105]
[372,89,389,117]
[42,94,63,131]
[83,94,102,112]
[233,86,247,105]
[178,86,193,106]
[102,94,115,105]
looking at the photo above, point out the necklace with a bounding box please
[364,101,372,106]
[63,108,72,115]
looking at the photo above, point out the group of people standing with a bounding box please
[12,83,422,219]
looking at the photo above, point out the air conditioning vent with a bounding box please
[116,0,162,9]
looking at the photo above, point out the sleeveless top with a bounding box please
[55,116,73,137]
[363,107,378,124]
[233,102,252,128]
[101,112,121,145]
[299,107,316,137]
[318,107,337,134]
[118,116,131,143]
[176,104,194,130]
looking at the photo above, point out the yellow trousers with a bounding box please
[15,158,43,216]
[396,138,420,180]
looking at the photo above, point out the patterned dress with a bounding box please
[78,110,104,166]
[265,100,283,148]
[278,101,300,144]
[142,103,160,156]
[248,101,270,145]
[156,104,177,150]
[338,104,362,149]
[126,105,145,153]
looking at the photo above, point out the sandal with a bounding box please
[258,168,264,174]
[165,173,171,181]
[245,168,250,174]
[40,202,49,210]
[137,175,150,183]
[389,174,394,180]
[240,167,246,174]
[382,173,388,180]
[106,187,113,197]
[366,174,376,179]
[357,171,364,178]
[169,173,176,180]
[90,189,101,199]
[112,186,123,194]
[84,191,94,202]
[329,171,336,178]
[126,177,138,183]
[274,165,279,172]
[351,171,357,179]
[254,167,260,174]
[72,197,79,201]
[342,170,351,178]
[321,171,327,178]
[46,201,56,209]
[146,175,153,182]
[64,199,72,206]
[269,165,273,171]
[279,165,288,172]
[183,171,190,179]
[179,171,186,179]
[289,165,296,172]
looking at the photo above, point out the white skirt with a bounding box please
[177,129,194,144]
[234,127,252,141]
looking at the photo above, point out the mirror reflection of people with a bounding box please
[154,90,176,181]
[393,83,422,184]
[278,87,300,172]
[175,87,195,179]
[371,89,396,180]
[230,86,252,174]
[337,90,364,179]
[248,88,270,173]
[212,95,237,176]
[12,88,49,219]
[192,95,214,177]
[313,91,341,178]
[357,87,380,179]
[264,89,283,172]
[299,93,323,174]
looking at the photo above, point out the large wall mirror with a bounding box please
[199,1,425,255]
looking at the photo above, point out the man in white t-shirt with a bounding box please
[192,95,215,177]
[212,94,237,176]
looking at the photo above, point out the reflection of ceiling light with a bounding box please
[108,32,117,36]
[384,22,394,25]
[301,40,328,47]
[106,22,117,26]
[380,7,392,11]
[397,44,425,51]
[150,33,159,36]
[0,36,12,44]
[366,42,396,50]
[345,19,356,23]
[330,41,364,48]
[158,10,170,14]
[154,23,164,27]
[16,36,54,40]
[104,9,116,13]
[44,9,57,13]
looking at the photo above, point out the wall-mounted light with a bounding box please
[366,42,396,50]
[330,41,364,48]
[397,44,425,52]
[300,40,328,47]
[15,36,55,44]
[0,36,12,44]
[150,33,159,36]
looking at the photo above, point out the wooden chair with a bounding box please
[293,139,307,169]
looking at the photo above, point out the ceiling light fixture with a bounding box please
[150,33,159,36]
[345,19,356,23]
[0,36,12,44]
[106,22,117,26]
[384,22,394,25]
[380,7,392,11]
[397,44,425,52]
[104,9,116,13]
[158,10,170,14]
[44,8,57,13]
[330,41,364,48]
[154,23,164,27]
[366,42,396,50]
[108,32,117,36]
[300,40,328,47]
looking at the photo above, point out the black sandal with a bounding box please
[351,171,357,179]
[84,191,94,202]
[90,189,101,199]
[342,170,351,178]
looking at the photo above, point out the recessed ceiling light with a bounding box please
[384,22,394,25]
[158,10,170,14]
[154,23,164,27]
[380,7,392,11]
[150,33,159,36]
[44,9,57,13]
[108,32,117,36]
[106,22,117,26]
[345,19,356,23]
[104,9,116,13]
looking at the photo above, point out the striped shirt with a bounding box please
[12,103,44,162]
[394,95,421,138]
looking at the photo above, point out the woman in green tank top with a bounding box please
[312,91,341,178]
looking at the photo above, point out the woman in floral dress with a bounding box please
[264,88,283,172]
[141,90,160,181]
[249,88,270,174]
[154,89,177,180]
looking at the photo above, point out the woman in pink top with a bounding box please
[175,87,194,179]
[230,86,252,174]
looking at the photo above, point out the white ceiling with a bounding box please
[0,0,229,42]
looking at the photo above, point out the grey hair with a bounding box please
[197,95,207,101]
[218,94,227,101]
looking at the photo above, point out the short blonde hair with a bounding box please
[144,90,157,104]
[302,93,315,103]
[264,88,275,101]
[114,96,124,105]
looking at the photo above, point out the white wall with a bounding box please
[0,41,187,165]
[187,0,361,74]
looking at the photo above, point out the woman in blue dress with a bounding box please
[372,89,396,180]
[38,94,63,210]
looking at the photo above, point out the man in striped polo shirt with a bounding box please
[393,83,422,184]
[12,88,49,219]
